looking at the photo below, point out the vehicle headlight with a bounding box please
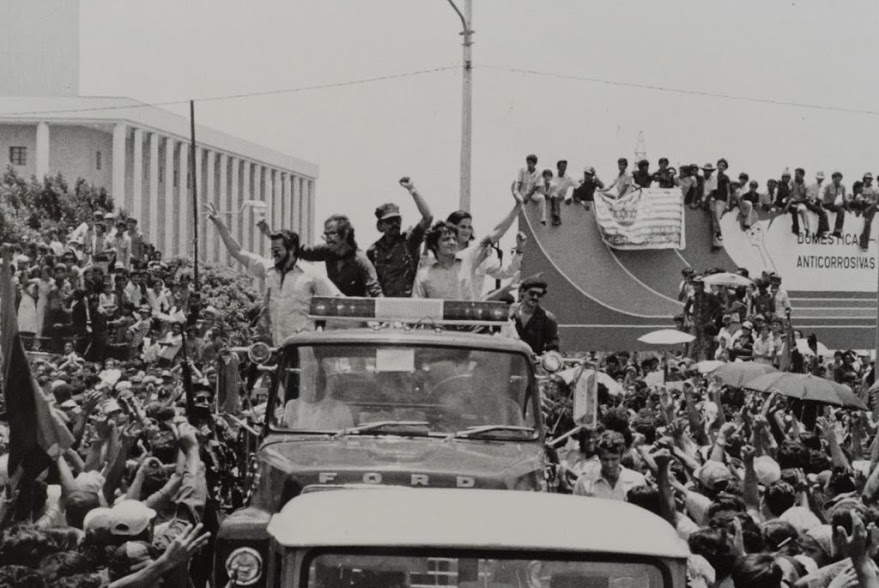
[541,351,563,373]
[248,342,273,364]
[225,547,263,586]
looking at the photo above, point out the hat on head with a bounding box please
[374,203,401,222]
[520,275,548,293]
[722,314,732,323]
[701,163,716,171]
[782,168,792,177]
[109,500,156,537]
[695,461,732,490]
[104,212,115,219]
[93,210,105,218]
[584,166,596,175]
[742,321,754,330]
[161,370,173,379]
[865,172,874,180]
[816,171,825,179]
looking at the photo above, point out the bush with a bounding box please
[163,257,265,346]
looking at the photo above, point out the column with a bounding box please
[177,143,189,257]
[216,153,227,265]
[131,128,144,224]
[147,133,159,247]
[298,178,307,243]
[260,166,271,256]
[162,138,175,255]
[227,157,240,267]
[35,121,49,179]
[112,123,127,207]
[279,172,288,231]
[241,161,252,257]
[204,149,216,262]
[192,147,202,260]
[291,175,300,235]
[308,180,316,245]
[272,170,282,230]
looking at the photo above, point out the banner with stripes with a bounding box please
[594,188,685,250]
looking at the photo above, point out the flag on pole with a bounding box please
[0,252,74,484]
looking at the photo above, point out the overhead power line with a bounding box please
[0,65,458,117]
[479,64,879,117]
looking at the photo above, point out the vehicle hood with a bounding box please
[254,435,546,509]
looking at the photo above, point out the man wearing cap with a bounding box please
[819,172,848,239]
[731,320,754,361]
[568,166,604,210]
[805,172,830,237]
[700,163,716,210]
[366,177,433,297]
[678,165,698,206]
[633,159,652,189]
[762,178,779,211]
[708,159,731,245]
[774,169,793,209]
[513,276,559,355]
[209,203,340,344]
[738,180,760,230]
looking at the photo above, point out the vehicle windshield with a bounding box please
[294,551,666,588]
[268,344,537,437]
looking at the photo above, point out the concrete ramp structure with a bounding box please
[520,202,877,351]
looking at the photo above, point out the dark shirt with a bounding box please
[571,179,601,203]
[714,173,730,202]
[297,244,383,297]
[514,305,560,355]
[775,182,791,208]
[633,170,652,189]
[653,170,676,189]
[367,222,428,298]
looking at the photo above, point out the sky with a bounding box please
[78,0,879,249]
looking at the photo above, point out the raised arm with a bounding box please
[206,203,250,266]
[400,177,433,227]
[483,184,525,246]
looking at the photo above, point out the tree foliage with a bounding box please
[0,166,114,244]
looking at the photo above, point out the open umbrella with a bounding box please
[745,372,868,410]
[637,329,695,345]
[711,362,778,388]
[701,272,753,288]
[696,360,725,374]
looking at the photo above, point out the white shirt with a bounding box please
[242,253,341,345]
[553,175,578,200]
[572,466,646,501]
[412,245,491,301]
[517,167,540,197]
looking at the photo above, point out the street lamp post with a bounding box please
[445,0,473,212]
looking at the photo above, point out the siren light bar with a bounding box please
[309,297,510,326]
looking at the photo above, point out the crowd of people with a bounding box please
[553,353,879,588]
[1,165,876,588]
[515,154,878,251]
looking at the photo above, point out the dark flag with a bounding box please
[0,252,73,487]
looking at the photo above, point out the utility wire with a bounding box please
[0,65,458,117]
[479,64,879,117]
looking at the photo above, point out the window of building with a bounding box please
[96,150,102,170]
[9,146,26,166]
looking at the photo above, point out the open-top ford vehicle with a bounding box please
[258,488,689,588]
[216,297,555,586]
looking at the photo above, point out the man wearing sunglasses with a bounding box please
[513,276,559,355]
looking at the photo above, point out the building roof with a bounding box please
[266,488,690,558]
[0,96,317,178]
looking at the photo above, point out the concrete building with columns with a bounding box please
[0,0,317,265]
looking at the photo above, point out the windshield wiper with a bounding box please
[333,421,430,439]
[442,425,535,442]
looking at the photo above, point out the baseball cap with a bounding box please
[753,455,781,486]
[584,166,596,175]
[742,321,754,330]
[161,370,173,379]
[109,500,156,537]
[695,461,732,490]
[83,507,113,534]
[816,171,825,179]
[374,203,401,221]
[865,172,874,180]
